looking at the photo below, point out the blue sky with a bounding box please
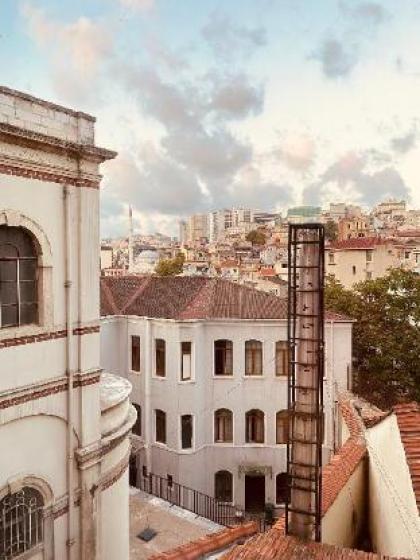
[1,0,419,237]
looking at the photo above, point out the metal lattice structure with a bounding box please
[286,223,325,542]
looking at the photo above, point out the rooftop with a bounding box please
[100,276,349,321]
[329,237,388,250]
[393,402,420,512]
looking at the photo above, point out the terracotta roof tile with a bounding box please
[100,276,350,321]
[329,237,388,250]
[148,521,258,560]
[393,402,420,512]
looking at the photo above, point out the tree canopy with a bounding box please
[324,219,338,242]
[155,253,185,276]
[246,229,266,245]
[325,269,420,408]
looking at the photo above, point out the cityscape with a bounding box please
[1,2,420,560]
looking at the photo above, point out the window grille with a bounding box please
[0,226,38,328]
[0,487,43,559]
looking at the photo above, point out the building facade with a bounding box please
[100,276,353,513]
[0,87,134,560]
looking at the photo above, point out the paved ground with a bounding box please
[130,487,222,559]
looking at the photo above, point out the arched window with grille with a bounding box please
[276,410,289,444]
[245,409,264,443]
[215,470,233,502]
[0,226,38,328]
[0,487,43,558]
[214,409,233,443]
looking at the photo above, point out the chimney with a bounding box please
[286,224,325,542]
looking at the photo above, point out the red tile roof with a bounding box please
[393,402,420,512]
[100,276,350,321]
[222,533,406,559]
[148,522,258,560]
[329,237,388,250]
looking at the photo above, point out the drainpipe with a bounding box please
[144,318,152,472]
[64,185,75,559]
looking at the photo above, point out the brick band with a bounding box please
[0,325,100,350]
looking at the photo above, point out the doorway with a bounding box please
[245,475,265,511]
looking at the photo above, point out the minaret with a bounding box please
[128,205,134,273]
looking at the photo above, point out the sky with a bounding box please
[1,0,420,237]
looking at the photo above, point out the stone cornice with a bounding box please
[0,122,116,163]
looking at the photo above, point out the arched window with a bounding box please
[276,473,289,505]
[0,487,43,558]
[245,340,262,376]
[0,226,38,328]
[245,409,264,443]
[214,409,233,443]
[155,409,166,444]
[276,410,289,444]
[214,340,233,375]
[215,470,233,502]
[275,341,289,376]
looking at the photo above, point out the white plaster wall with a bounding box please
[366,415,420,559]
[101,315,353,508]
[322,459,366,548]
[101,470,130,560]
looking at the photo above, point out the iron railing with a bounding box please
[137,471,270,531]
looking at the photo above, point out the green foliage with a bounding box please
[325,269,420,408]
[246,229,266,245]
[155,253,185,276]
[324,219,338,242]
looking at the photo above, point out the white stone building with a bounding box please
[100,276,353,513]
[0,86,134,560]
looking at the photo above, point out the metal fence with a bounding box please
[138,471,244,527]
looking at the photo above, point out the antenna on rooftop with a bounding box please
[128,205,134,273]
[286,223,325,542]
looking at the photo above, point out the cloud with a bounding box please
[202,12,266,60]
[391,129,417,154]
[311,38,357,78]
[118,0,154,11]
[303,151,410,207]
[341,2,387,26]
[21,3,112,106]
[208,73,264,119]
[275,134,316,172]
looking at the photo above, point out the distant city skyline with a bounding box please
[2,0,420,237]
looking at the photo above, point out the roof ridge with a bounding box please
[120,276,152,315]
[100,278,119,315]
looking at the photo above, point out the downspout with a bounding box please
[144,318,152,472]
[64,185,75,559]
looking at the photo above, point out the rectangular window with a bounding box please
[352,265,356,275]
[181,342,192,380]
[132,403,142,437]
[131,336,140,372]
[155,339,166,377]
[214,340,233,375]
[155,410,166,444]
[245,340,262,376]
[181,414,193,449]
[328,252,334,265]
[275,341,289,376]
[366,250,373,262]
[366,271,372,280]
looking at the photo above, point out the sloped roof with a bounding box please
[100,276,350,321]
[393,402,420,512]
[329,237,388,250]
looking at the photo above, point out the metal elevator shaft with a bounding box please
[286,223,325,542]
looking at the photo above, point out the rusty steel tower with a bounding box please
[286,223,325,542]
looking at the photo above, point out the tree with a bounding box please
[155,253,185,276]
[324,219,338,242]
[246,230,266,246]
[325,269,420,408]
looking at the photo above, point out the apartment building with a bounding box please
[326,238,400,288]
[0,87,134,559]
[100,276,353,513]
